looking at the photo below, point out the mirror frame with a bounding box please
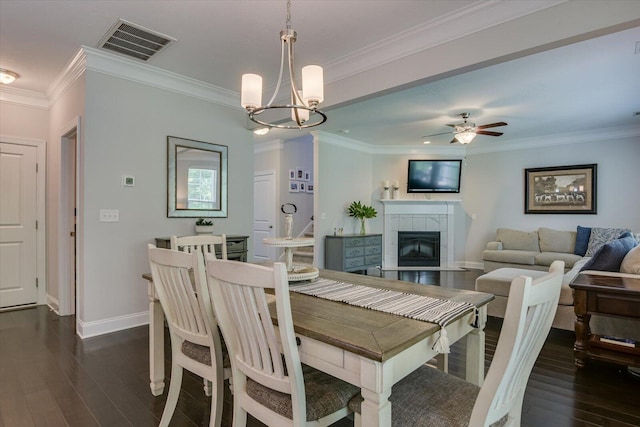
[167,136,228,218]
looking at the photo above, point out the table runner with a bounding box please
[291,278,475,353]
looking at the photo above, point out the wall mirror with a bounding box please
[167,136,228,218]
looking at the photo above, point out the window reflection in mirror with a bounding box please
[168,136,227,217]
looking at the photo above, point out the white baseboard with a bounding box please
[77,311,149,339]
[47,295,60,314]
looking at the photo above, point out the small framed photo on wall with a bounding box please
[300,182,306,192]
[289,169,295,180]
[289,181,299,192]
[296,168,304,180]
[307,184,314,193]
[304,171,311,181]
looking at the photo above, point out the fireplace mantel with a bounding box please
[381,199,459,270]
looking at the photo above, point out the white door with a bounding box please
[0,143,38,308]
[253,171,277,261]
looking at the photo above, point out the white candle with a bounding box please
[394,180,399,188]
[383,180,389,188]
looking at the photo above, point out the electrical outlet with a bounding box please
[100,209,119,222]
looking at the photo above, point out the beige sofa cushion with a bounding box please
[538,227,576,253]
[482,249,538,265]
[496,228,539,251]
[620,245,640,274]
[535,252,582,268]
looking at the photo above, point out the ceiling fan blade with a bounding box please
[445,123,457,128]
[476,130,503,136]
[449,138,458,144]
[421,131,451,138]
[477,121,507,129]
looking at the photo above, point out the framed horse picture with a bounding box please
[524,164,597,214]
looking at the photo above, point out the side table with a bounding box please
[570,272,640,369]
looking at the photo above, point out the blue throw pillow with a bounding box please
[581,234,637,272]
[574,226,591,256]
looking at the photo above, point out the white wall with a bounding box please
[78,70,253,336]
[463,135,640,265]
[314,132,374,268]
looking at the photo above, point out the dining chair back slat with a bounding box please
[171,234,228,260]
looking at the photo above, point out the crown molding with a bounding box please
[324,0,566,84]
[0,86,49,109]
[465,125,640,155]
[47,48,87,106]
[81,46,240,109]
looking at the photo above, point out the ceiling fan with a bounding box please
[422,113,507,144]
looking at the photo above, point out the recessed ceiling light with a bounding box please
[0,69,19,84]
[423,140,431,144]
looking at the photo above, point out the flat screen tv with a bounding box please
[407,159,462,193]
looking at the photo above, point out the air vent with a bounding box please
[97,19,175,61]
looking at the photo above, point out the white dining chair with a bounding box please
[349,260,565,427]
[147,244,230,427]
[171,234,228,260]
[202,257,360,427]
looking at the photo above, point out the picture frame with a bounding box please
[289,169,295,180]
[299,182,306,192]
[296,168,304,180]
[289,180,299,192]
[306,184,314,194]
[524,164,597,214]
[304,171,311,181]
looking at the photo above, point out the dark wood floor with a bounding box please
[1,270,639,426]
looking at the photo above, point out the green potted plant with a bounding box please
[347,201,377,235]
[194,218,214,234]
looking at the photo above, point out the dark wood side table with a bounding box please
[570,273,640,369]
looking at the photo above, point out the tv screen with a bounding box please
[407,159,462,193]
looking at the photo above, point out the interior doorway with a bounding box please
[253,170,277,262]
[58,119,80,316]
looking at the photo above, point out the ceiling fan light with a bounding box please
[241,73,262,110]
[455,131,476,144]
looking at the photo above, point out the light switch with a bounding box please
[100,209,120,222]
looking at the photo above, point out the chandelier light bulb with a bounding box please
[455,131,477,144]
[302,65,324,106]
[241,74,262,110]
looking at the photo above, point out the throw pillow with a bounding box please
[574,226,591,256]
[581,234,637,272]
[620,245,640,274]
[585,227,632,256]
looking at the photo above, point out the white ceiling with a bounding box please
[1,1,639,148]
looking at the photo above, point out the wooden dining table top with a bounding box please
[142,268,493,363]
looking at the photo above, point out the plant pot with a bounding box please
[360,218,366,235]
[195,225,214,235]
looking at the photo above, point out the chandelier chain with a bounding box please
[286,0,291,29]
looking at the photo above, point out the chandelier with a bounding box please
[241,0,326,130]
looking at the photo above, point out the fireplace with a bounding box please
[397,231,440,267]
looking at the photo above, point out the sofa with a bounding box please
[478,226,640,333]
[482,227,583,273]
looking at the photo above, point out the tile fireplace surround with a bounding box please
[381,199,459,270]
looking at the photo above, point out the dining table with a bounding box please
[141,268,493,427]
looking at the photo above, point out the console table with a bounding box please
[154,235,249,262]
[570,272,640,369]
[325,234,382,274]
